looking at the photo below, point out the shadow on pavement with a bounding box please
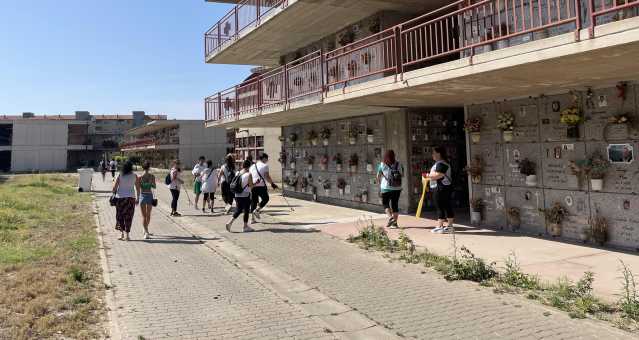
[260,221,334,227]
[250,228,320,234]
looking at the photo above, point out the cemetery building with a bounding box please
[202,0,639,249]
[120,120,230,169]
[0,111,166,172]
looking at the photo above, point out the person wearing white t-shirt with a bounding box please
[192,156,207,210]
[249,153,278,223]
[225,159,254,233]
[200,160,219,213]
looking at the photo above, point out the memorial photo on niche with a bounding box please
[608,144,634,164]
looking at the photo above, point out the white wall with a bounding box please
[11,121,69,171]
[178,121,229,168]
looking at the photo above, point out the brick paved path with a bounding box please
[94,174,635,339]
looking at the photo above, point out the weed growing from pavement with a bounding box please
[0,174,104,339]
[348,219,638,333]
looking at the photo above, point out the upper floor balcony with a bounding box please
[204,0,443,66]
[205,0,639,128]
[121,121,180,152]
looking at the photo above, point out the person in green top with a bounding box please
[138,162,156,239]
[376,150,404,229]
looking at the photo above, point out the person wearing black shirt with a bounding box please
[424,146,455,233]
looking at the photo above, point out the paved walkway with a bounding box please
[92,173,637,339]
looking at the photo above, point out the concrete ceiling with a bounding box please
[206,0,452,66]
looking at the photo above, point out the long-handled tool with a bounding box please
[183,185,193,206]
[416,176,430,219]
[281,193,295,212]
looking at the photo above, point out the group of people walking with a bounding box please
[109,144,456,241]
[110,153,279,240]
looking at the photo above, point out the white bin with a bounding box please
[77,168,94,192]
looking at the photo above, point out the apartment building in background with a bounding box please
[120,120,230,169]
[203,0,639,250]
[0,111,166,172]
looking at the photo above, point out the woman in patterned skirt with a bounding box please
[112,161,141,241]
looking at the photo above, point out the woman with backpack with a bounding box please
[167,160,184,217]
[200,160,218,213]
[218,154,236,214]
[225,159,254,233]
[377,150,404,229]
[112,161,140,241]
[424,146,455,233]
[139,162,156,239]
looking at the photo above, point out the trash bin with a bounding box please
[77,168,94,192]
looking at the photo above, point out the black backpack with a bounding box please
[387,162,403,187]
[164,173,172,185]
[231,171,246,193]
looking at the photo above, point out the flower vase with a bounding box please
[367,135,374,143]
[525,175,537,187]
[470,132,481,144]
[311,139,318,146]
[349,137,356,145]
[349,165,357,173]
[503,130,514,142]
[290,162,296,169]
[366,164,373,173]
[336,164,342,172]
[471,175,481,184]
[325,189,330,196]
[362,194,368,202]
[323,139,329,146]
[550,223,562,237]
[320,164,327,171]
[339,188,344,196]
[591,179,603,191]
[307,165,313,171]
[471,211,482,226]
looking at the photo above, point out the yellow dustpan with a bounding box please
[416,177,430,218]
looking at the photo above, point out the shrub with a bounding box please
[444,247,497,283]
[501,253,539,289]
[619,260,639,321]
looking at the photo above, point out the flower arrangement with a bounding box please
[288,132,298,143]
[559,107,582,126]
[543,203,568,236]
[304,154,315,165]
[497,112,515,131]
[320,154,329,165]
[588,152,610,180]
[464,117,482,133]
[590,212,608,246]
[305,130,318,144]
[337,178,347,190]
[507,207,521,230]
[366,128,374,136]
[333,153,343,165]
[322,180,331,190]
[608,113,631,124]
[320,127,331,140]
[349,153,359,167]
[470,198,484,212]
[518,158,536,176]
[348,127,359,139]
[278,151,287,164]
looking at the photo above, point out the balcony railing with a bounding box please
[205,0,639,124]
[205,0,288,59]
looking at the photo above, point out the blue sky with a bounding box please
[0,1,253,119]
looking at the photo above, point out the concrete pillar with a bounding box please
[384,110,411,213]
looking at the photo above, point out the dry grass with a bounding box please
[0,174,105,339]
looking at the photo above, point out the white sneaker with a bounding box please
[442,226,453,233]
[143,232,149,239]
[431,227,444,233]
[253,210,261,219]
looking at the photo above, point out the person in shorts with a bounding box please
[200,160,218,213]
[138,162,156,239]
[424,146,455,233]
[192,156,207,210]
[377,150,404,229]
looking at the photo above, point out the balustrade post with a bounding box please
[320,50,326,101]
[217,92,222,121]
[234,8,239,40]
[217,23,221,52]
[284,64,289,108]
[235,86,240,120]
[575,0,581,41]
[257,0,261,26]
[587,0,595,38]
[394,26,404,81]
[257,76,263,114]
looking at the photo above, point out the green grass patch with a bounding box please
[0,174,104,339]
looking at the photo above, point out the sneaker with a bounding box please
[143,232,149,240]
[385,217,395,228]
[125,234,130,241]
[389,219,399,229]
[225,220,233,232]
[173,212,182,217]
[251,216,258,224]
[431,227,444,233]
[202,208,206,213]
[243,225,254,233]
[225,206,232,214]
[442,226,454,233]
[253,210,261,219]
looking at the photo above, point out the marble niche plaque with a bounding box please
[467,103,501,145]
[505,186,545,235]
[541,142,587,191]
[586,142,639,194]
[499,99,540,144]
[539,93,584,142]
[473,184,506,229]
[470,143,505,185]
[503,143,542,187]
[590,193,639,250]
[544,189,591,241]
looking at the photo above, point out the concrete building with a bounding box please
[232,127,282,182]
[120,120,230,169]
[0,111,166,172]
[202,0,639,249]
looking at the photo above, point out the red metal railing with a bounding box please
[120,139,155,150]
[205,0,639,124]
[205,0,288,58]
